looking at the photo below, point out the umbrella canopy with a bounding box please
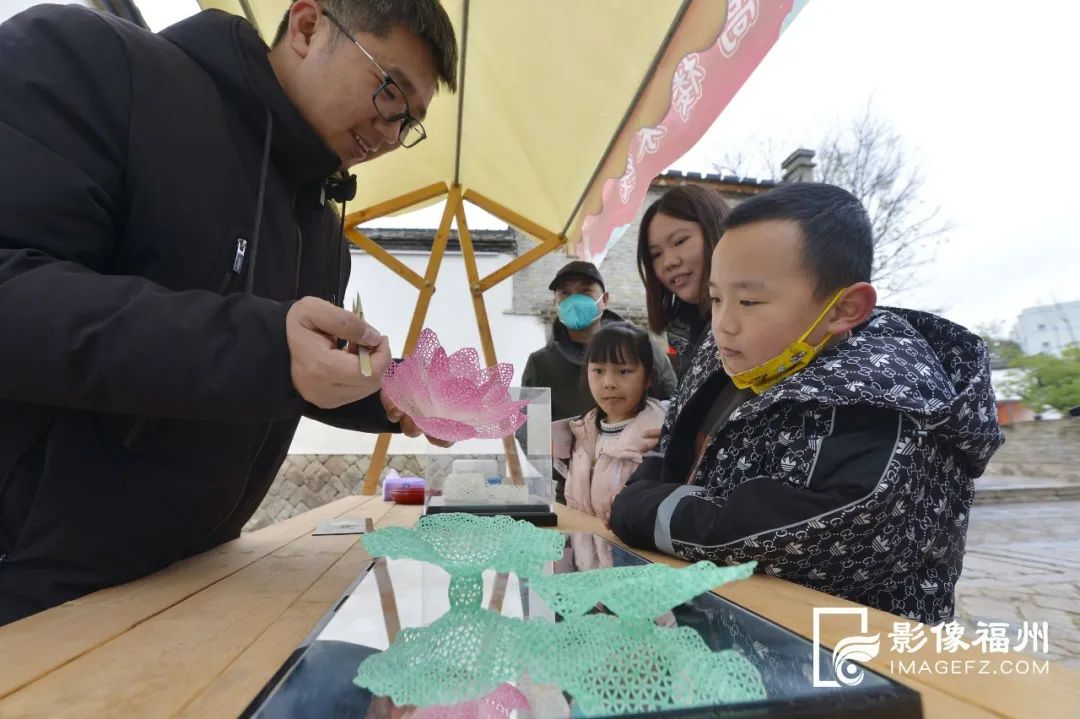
[199,0,803,259]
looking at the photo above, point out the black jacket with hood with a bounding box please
[611,308,1005,624]
[0,6,395,624]
[521,310,678,422]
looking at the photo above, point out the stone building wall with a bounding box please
[984,418,1080,480]
[242,454,424,532]
[508,173,775,331]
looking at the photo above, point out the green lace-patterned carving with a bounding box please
[353,607,525,707]
[448,574,484,608]
[523,614,767,716]
[362,513,564,580]
[530,560,757,619]
[357,518,765,713]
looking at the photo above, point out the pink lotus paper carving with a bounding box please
[410,682,530,719]
[383,329,527,442]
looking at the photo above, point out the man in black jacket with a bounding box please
[0,0,457,624]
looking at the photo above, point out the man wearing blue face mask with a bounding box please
[523,261,677,423]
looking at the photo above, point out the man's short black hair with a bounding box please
[722,183,873,298]
[272,0,458,93]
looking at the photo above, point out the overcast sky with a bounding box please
[8,0,1078,334]
[674,0,1080,334]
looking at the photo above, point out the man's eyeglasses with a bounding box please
[322,10,426,148]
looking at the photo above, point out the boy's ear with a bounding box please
[828,282,877,335]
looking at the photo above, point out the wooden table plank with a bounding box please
[0,495,375,700]
[2,499,1074,718]
[176,528,375,718]
[0,497,394,718]
[175,503,425,718]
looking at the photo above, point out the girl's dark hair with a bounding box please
[636,185,731,334]
[582,322,654,423]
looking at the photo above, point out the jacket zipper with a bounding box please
[325,215,338,305]
[219,237,248,293]
[333,230,345,306]
[198,233,275,543]
[211,206,307,539]
[208,211,305,540]
[122,237,250,449]
[295,225,303,298]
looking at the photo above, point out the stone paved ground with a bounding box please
[954,500,1080,668]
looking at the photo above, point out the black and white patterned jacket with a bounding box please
[610,308,1005,624]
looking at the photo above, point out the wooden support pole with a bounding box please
[360,188,461,495]
[477,235,565,293]
[462,189,563,246]
[403,186,459,353]
[344,228,425,289]
[455,199,525,486]
[344,182,448,226]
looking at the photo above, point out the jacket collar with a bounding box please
[161,10,341,190]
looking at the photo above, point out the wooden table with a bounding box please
[1,497,1077,718]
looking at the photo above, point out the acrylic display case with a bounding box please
[423,387,557,526]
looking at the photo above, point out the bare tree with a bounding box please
[712,136,784,180]
[816,108,949,297]
[711,107,948,299]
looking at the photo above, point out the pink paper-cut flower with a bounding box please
[410,683,530,719]
[383,329,527,442]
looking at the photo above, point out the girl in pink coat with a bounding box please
[565,323,668,524]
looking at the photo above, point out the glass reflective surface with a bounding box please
[244,534,921,719]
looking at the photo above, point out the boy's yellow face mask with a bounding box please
[725,289,847,394]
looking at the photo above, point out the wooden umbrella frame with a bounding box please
[344,183,566,494]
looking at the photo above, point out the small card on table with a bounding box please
[313,518,369,536]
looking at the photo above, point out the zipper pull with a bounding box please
[232,238,248,273]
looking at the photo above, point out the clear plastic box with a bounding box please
[423,387,556,525]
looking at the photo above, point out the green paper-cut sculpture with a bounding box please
[523,614,767,716]
[530,560,756,619]
[355,516,766,715]
[362,513,564,580]
[354,607,525,707]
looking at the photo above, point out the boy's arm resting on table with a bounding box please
[611,405,908,578]
[607,451,672,546]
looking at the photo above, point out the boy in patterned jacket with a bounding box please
[610,183,1004,624]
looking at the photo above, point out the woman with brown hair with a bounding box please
[637,185,731,381]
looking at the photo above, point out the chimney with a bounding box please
[781,148,816,183]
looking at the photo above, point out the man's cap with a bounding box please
[548,260,605,292]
